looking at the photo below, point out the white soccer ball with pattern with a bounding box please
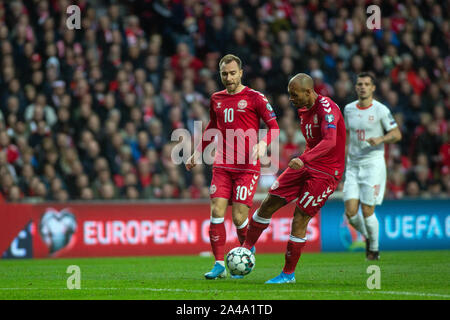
[226,247,255,276]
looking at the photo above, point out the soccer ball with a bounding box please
[226,247,255,276]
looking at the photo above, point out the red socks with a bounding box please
[209,218,226,261]
[236,218,249,245]
[243,210,271,250]
[283,237,307,274]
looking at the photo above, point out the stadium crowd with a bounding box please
[0,0,448,202]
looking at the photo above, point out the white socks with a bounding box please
[236,218,248,230]
[364,214,379,251]
[348,213,368,239]
[253,209,271,225]
[289,234,307,243]
[348,212,379,251]
[210,216,224,224]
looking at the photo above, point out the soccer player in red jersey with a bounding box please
[242,73,346,283]
[185,54,280,279]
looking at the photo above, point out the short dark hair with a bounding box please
[357,72,376,85]
[219,54,242,70]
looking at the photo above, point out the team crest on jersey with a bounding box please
[314,114,318,124]
[238,100,247,109]
[216,102,222,109]
[210,184,217,194]
[369,115,374,122]
[324,114,334,123]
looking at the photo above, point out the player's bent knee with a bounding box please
[210,199,228,218]
[231,205,249,226]
[345,210,358,218]
[259,194,286,218]
[344,200,359,217]
[232,215,246,227]
[211,208,226,219]
[361,203,375,217]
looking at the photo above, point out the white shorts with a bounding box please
[343,158,386,206]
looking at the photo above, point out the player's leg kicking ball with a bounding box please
[243,209,309,284]
[242,166,339,284]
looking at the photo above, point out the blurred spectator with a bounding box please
[125,185,140,200]
[80,187,94,200]
[405,180,421,198]
[414,121,443,169]
[387,169,406,199]
[0,130,20,164]
[188,172,209,199]
[170,42,203,84]
[99,182,117,200]
[8,185,22,202]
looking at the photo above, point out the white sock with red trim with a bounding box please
[364,214,379,251]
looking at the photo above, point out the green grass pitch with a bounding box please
[0,250,449,300]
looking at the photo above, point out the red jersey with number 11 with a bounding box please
[297,95,346,180]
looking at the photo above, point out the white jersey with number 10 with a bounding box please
[344,99,398,165]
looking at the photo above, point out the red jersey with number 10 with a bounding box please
[298,95,346,180]
[200,86,278,173]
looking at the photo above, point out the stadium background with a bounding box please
[0,0,448,259]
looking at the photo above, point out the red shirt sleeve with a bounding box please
[255,94,279,145]
[299,107,339,163]
[261,118,279,145]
